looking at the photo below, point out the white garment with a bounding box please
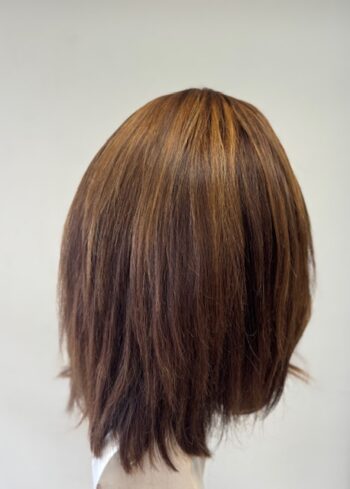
[91,433,206,489]
[91,434,120,489]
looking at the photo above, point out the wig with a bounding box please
[57,87,316,474]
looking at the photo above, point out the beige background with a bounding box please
[1,1,349,488]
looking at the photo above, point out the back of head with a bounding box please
[57,87,316,474]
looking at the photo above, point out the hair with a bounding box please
[57,87,316,474]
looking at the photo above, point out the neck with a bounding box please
[93,438,206,489]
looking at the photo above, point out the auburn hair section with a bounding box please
[57,87,316,474]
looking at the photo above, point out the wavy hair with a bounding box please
[57,87,316,473]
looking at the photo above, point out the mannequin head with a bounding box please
[57,87,316,473]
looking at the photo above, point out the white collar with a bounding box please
[91,433,119,489]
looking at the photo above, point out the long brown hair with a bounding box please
[57,87,316,473]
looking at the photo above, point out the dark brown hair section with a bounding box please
[57,87,316,473]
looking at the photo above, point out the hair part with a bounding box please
[57,87,316,473]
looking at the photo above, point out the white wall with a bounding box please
[1,1,349,488]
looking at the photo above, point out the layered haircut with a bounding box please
[57,87,316,474]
